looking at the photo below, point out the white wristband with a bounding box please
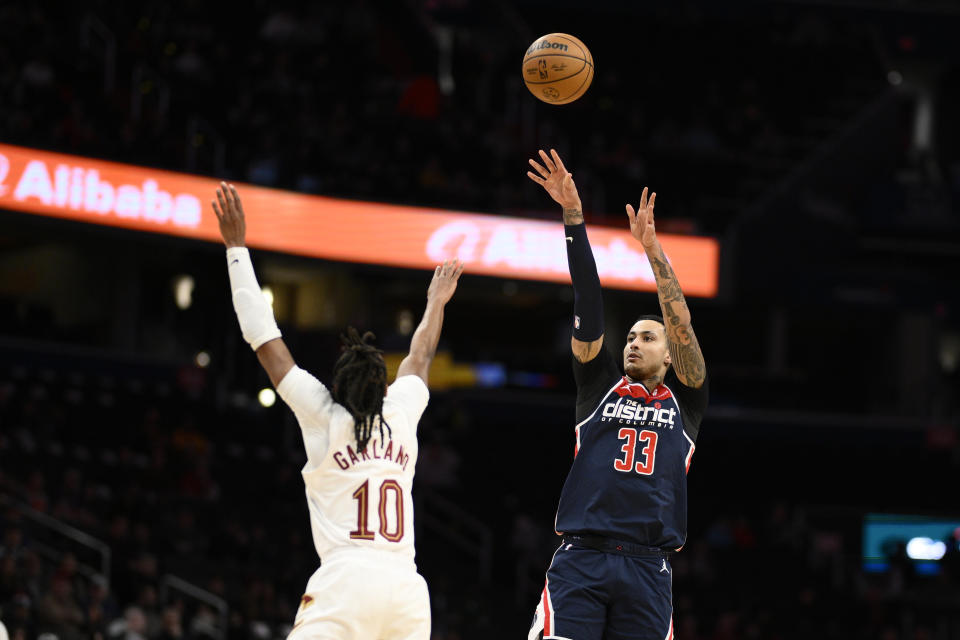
[226,247,282,351]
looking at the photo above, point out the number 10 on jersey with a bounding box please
[350,479,405,542]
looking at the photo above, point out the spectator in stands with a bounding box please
[83,574,115,640]
[187,604,218,639]
[133,585,162,637]
[0,525,24,563]
[52,553,87,605]
[106,606,148,640]
[37,575,85,640]
[156,605,184,640]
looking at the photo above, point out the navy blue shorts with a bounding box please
[528,539,674,640]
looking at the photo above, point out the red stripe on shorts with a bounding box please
[542,579,552,635]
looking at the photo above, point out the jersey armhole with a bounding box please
[573,347,621,423]
[668,371,708,442]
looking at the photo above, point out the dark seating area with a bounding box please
[0,1,897,233]
[1,351,958,639]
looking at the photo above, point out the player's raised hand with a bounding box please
[427,259,465,305]
[212,182,246,248]
[527,148,582,211]
[626,187,658,250]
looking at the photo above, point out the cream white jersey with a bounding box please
[276,366,429,563]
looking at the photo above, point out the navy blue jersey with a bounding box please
[554,346,708,550]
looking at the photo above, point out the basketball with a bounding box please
[522,33,594,105]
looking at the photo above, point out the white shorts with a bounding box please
[287,548,430,640]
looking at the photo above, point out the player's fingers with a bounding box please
[625,203,636,222]
[648,192,656,214]
[216,188,229,217]
[228,184,243,212]
[539,149,557,173]
[550,148,566,172]
[212,200,222,221]
[528,158,549,178]
[527,171,546,186]
[639,186,648,210]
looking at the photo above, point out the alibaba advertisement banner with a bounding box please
[0,143,719,296]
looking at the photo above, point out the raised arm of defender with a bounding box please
[213,183,294,388]
[626,190,706,388]
[396,260,464,385]
[214,183,465,389]
[527,149,605,364]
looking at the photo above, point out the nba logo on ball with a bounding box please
[522,33,594,105]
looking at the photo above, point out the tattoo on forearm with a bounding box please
[672,327,705,384]
[648,247,706,386]
[562,208,584,225]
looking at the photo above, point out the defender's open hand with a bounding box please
[212,182,246,248]
[427,259,465,305]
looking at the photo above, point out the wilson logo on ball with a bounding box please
[522,33,594,105]
[526,40,569,55]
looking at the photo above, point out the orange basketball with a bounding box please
[522,33,594,105]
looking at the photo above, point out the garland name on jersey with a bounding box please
[332,437,411,472]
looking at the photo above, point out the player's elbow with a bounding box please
[397,353,432,380]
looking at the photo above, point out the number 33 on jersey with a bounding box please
[557,347,708,550]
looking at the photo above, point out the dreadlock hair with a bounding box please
[331,327,391,452]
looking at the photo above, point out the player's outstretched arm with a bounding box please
[527,148,603,363]
[626,189,706,388]
[213,182,294,388]
[397,260,464,385]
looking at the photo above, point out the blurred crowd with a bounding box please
[0,367,298,639]
[1,360,958,639]
[0,0,923,234]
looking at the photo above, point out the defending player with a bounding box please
[525,151,708,640]
[212,183,463,639]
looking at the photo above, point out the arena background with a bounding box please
[0,1,958,638]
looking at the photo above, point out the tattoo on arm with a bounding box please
[648,246,706,387]
[562,208,584,225]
